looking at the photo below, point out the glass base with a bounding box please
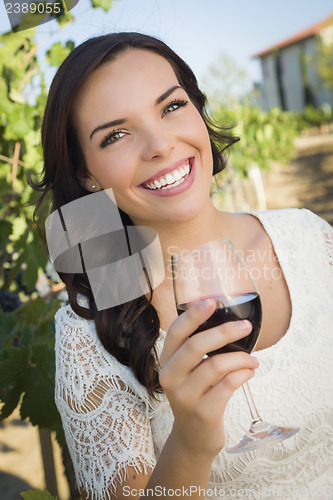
[225,419,299,454]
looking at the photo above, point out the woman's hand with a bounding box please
[159,299,259,459]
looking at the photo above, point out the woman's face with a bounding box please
[72,48,214,226]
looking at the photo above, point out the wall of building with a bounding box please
[258,36,333,112]
[260,55,281,111]
[280,45,304,111]
[303,37,333,108]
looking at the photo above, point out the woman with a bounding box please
[37,33,333,499]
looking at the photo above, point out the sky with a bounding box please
[0,0,333,91]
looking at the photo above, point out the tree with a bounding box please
[315,17,333,90]
[0,3,115,498]
[201,52,251,107]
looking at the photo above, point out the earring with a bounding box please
[91,184,96,189]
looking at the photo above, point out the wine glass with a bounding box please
[171,238,299,453]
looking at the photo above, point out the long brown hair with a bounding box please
[34,32,239,396]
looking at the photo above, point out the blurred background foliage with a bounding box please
[215,104,298,175]
[203,48,333,178]
[0,0,118,435]
[0,26,66,444]
[0,4,114,499]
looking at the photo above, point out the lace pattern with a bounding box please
[55,309,157,498]
[55,208,333,499]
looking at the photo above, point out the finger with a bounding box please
[160,319,252,385]
[189,352,259,399]
[166,353,259,411]
[160,298,216,366]
[199,368,256,418]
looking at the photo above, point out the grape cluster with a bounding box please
[0,290,21,312]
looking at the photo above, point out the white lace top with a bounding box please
[55,208,333,500]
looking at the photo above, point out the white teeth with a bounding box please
[143,161,192,190]
[165,173,175,184]
[160,176,186,189]
[173,170,181,181]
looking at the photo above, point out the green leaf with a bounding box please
[0,163,10,181]
[20,489,57,500]
[15,232,48,291]
[56,12,74,27]
[20,363,59,429]
[9,88,26,104]
[12,226,29,252]
[0,220,13,246]
[0,311,19,354]
[22,130,43,168]
[11,216,27,242]
[263,123,273,140]
[17,298,50,325]
[0,384,23,420]
[0,346,30,390]
[33,343,56,377]
[20,323,33,347]
[46,41,74,68]
[0,176,10,201]
[91,0,112,11]
[53,422,66,447]
[3,104,35,140]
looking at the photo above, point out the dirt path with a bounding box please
[0,409,69,499]
[262,133,333,225]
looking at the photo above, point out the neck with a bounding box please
[160,205,226,252]
[133,201,235,287]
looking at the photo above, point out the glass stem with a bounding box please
[242,383,262,424]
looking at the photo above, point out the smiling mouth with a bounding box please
[142,160,192,191]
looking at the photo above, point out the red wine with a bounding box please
[177,292,262,356]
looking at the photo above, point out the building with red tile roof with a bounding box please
[253,16,333,111]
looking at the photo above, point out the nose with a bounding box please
[140,123,174,161]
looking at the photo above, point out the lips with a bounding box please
[139,158,195,198]
[141,158,193,191]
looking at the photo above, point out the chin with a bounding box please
[164,202,207,225]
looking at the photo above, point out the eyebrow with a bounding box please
[155,85,182,104]
[89,85,182,141]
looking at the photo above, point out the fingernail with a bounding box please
[252,356,260,367]
[201,299,213,310]
[237,320,250,331]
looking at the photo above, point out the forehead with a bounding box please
[73,49,179,117]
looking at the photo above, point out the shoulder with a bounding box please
[230,208,321,247]
[230,207,317,235]
[54,303,97,356]
[54,302,113,365]
[54,303,147,400]
[248,207,332,236]
[54,303,109,381]
[250,207,318,223]
[249,208,333,269]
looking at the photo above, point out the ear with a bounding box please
[77,173,102,192]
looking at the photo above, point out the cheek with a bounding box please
[185,109,212,153]
[84,148,135,189]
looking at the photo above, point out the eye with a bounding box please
[100,129,126,149]
[162,99,189,117]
